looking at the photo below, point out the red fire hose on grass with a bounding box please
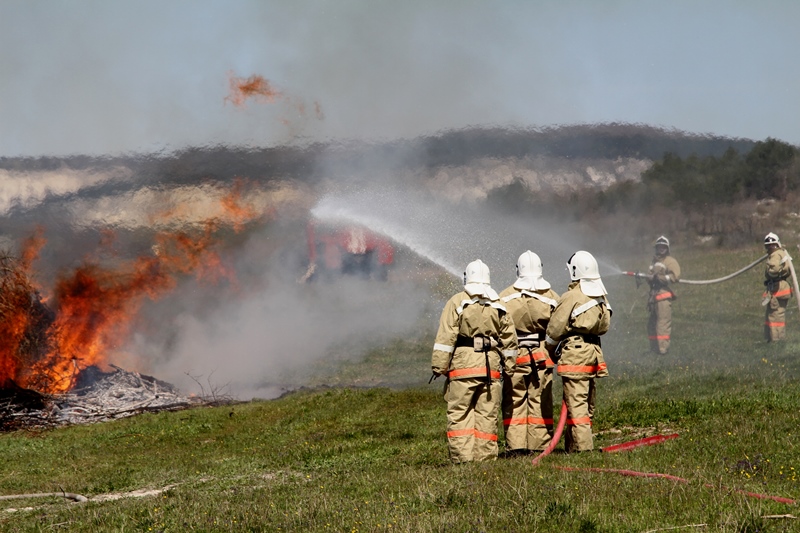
[531,399,568,466]
[530,401,795,505]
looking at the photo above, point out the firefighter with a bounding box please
[545,251,611,453]
[646,236,680,354]
[763,232,793,342]
[499,251,559,454]
[431,259,518,463]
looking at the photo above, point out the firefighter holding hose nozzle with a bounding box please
[499,251,559,455]
[763,232,793,342]
[545,251,611,453]
[646,236,680,355]
[431,259,518,463]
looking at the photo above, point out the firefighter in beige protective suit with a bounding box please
[763,232,793,342]
[647,236,680,355]
[499,251,559,454]
[431,260,518,463]
[545,251,611,453]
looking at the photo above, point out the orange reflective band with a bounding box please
[515,355,532,365]
[447,428,497,441]
[766,321,785,327]
[558,364,605,374]
[446,429,474,438]
[503,417,529,426]
[474,430,498,442]
[566,417,592,425]
[528,417,554,425]
[773,289,792,298]
[532,352,548,363]
[655,292,673,301]
[448,368,502,379]
[648,335,670,340]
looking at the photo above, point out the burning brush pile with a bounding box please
[0,247,207,431]
[0,179,277,431]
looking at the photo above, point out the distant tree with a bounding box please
[743,138,800,199]
[485,177,535,213]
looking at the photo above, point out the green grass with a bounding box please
[3,246,800,532]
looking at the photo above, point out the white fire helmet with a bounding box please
[566,251,607,297]
[464,259,498,299]
[764,232,781,247]
[514,251,551,290]
[654,235,670,251]
[464,259,491,285]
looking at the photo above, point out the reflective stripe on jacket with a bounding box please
[431,290,518,378]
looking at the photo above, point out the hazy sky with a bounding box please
[2,0,799,157]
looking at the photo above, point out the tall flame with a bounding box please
[2,182,265,393]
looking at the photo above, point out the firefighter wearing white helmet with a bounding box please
[646,236,681,354]
[431,259,518,463]
[544,251,611,452]
[762,232,792,342]
[499,251,560,454]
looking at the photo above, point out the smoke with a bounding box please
[148,272,429,400]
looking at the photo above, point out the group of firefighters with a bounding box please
[431,232,793,463]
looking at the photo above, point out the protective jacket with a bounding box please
[545,282,611,379]
[649,254,681,302]
[432,291,518,379]
[764,247,792,299]
[499,286,559,369]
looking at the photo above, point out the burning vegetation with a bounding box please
[0,180,267,429]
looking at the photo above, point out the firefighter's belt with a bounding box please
[566,334,601,346]
[516,331,541,349]
[455,335,499,352]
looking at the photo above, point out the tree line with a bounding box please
[599,138,800,212]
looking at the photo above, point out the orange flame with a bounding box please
[225,73,282,107]
[3,182,263,393]
[221,178,261,232]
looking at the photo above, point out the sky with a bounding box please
[2,0,800,157]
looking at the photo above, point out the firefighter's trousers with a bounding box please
[765,296,789,342]
[444,377,502,463]
[562,377,596,453]
[648,299,672,354]
[502,366,553,452]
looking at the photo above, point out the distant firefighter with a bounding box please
[762,232,793,342]
[646,236,680,354]
[499,251,559,454]
[545,251,611,453]
[431,260,517,463]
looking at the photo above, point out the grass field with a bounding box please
[2,246,800,532]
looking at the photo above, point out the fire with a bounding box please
[221,177,262,232]
[224,71,324,122]
[1,184,263,393]
[225,73,282,107]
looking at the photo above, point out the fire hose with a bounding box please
[0,491,88,503]
[625,251,800,315]
[531,403,795,504]
[622,254,768,286]
[531,402,679,465]
[554,467,796,505]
